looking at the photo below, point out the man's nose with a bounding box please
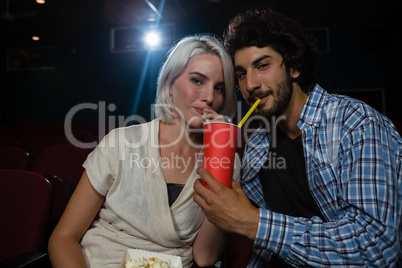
[246,71,261,93]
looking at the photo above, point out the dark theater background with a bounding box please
[0,0,401,266]
[1,0,401,133]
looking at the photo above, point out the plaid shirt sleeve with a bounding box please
[243,85,402,267]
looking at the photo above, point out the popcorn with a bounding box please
[122,256,177,268]
[121,249,182,268]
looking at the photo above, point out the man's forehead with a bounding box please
[234,46,280,67]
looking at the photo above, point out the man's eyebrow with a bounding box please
[251,55,271,67]
[235,55,272,71]
[234,65,244,72]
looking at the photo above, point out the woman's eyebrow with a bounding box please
[215,81,225,86]
[189,71,224,86]
[189,71,207,79]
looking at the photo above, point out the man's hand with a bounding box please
[193,167,259,240]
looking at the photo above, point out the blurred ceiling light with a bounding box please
[32,36,40,41]
[144,31,160,48]
[36,0,45,4]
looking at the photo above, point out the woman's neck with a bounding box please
[159,120,203,149]
[159,119,202,184]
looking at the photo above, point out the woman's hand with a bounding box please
[202,108,230,123]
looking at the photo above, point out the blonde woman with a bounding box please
[48,34,240,268]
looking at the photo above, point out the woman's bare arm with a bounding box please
[48,171,105,268]
[192,216,226,267]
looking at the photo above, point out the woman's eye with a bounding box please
[214,85,224,92]
[191,78,202,84]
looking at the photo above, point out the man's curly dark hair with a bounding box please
[223,8,318,91]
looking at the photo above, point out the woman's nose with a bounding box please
[202,86,214,105]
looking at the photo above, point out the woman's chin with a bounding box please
[187,117,204,129]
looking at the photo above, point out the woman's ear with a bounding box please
[168,83,174,102]
[168,83,172,96]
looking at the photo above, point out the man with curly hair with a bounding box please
[194,8,402,267]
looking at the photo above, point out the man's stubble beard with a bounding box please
[258,72,293,119]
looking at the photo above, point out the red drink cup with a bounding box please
[202,122,238,188]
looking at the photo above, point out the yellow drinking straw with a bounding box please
[203,110,209,121]
[238,99,261,128]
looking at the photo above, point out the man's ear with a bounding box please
[290,68,301,79]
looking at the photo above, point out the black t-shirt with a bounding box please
[166,183,184,207]
[258,127,325,266]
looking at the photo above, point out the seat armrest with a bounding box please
[0,252,51,268]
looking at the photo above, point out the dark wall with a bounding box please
[1,28,168,125]
[1,15,400,128]
[0,19,213,127]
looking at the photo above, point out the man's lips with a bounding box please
[248,91,272,106]
[259,96,268,105]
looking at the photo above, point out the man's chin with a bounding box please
[256,108,282,120]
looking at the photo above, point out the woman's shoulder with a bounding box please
[99,119,160,148]
[109,119,159,136]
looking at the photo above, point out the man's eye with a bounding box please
[257,63,269,70]
[236,72,246,80]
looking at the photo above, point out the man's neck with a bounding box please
[277,85,308,140]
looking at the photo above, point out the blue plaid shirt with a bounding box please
[242,84,402,267]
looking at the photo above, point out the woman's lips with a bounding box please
[194,107,204,115]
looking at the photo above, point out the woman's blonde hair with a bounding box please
[154,34,236,123]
